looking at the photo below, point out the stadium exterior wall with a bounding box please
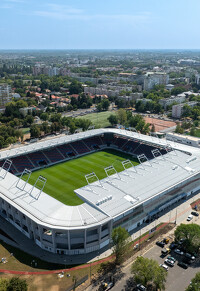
[0,173,200,256]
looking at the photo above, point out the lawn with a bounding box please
[25,149,138,206]
[78,110,116,128]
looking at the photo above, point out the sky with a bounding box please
[0,0,200,49]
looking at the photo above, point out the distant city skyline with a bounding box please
[0,0,200,49]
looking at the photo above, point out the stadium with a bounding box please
[0,128,200,259]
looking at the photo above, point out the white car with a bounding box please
[160,264,168,271]
[187,215,193,221]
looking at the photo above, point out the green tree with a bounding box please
[117,109,127,125]
[108,114,118,126]
[69,80,83,95]
[69,121,76,134]
[174,224,200,253]
[131,257,167,290]
[111,226,130,265]
[101,99,110,111]
[186,272,200,291]
[175,124,184,134]
[0,278,8,291]
[190,127,196,136]
[30,125,41,138]
[96,103,102,112]
[7,277,27,291]
[40,112,49,121]
[151,124,155,133]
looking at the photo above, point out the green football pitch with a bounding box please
[25,149,139,206]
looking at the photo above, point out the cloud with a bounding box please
[33,3,151,24]
[34,4,85,20]
[4,0,25,3]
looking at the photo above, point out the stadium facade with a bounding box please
[0,128,200,257]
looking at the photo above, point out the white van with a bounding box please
[187,214,193,221]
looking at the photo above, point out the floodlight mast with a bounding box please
[104,165,125,182]
[151,149,165,162]
[165,144,177,156]
[30,175,47,200]
[16,168,32,190]
[0,159,12,179]
[121,160,137,178]
[85,172,108,194]
[137,154,152,168]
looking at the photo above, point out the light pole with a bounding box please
[175,208,178,225]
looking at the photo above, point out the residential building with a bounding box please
[172,102,198,118]
[159,95,186,110]
[0,84,12,107]
[143,72,169,91]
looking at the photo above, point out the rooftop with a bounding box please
[0,129,199,230]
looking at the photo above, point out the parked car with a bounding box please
[163,237,170,244]
[187,215,193,221]
[161,248,170,256]
[185,253,196,261]
[167,256,176,263]
[177,261,188,269]
[136,284,146,291]
[191,211,199,217]
[182,257,193,265]
[164,259,174,267]
[174,248,184,255]
[156,241,165,247]
[160,264,169,271]
[169,242,178,250]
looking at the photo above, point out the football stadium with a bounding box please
[0,128,200,259]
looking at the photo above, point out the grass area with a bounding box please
[22,127,30,135]
[78,111,116,128]
[25,149,138,206]
[193,128,200,138]
[0,240,99,290]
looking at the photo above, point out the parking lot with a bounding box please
[144,241,200,291]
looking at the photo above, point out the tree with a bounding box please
[175,124,184,134]
[108,114,118,126]
[174,224,200,253]
[101,99,110,111]
[186,272,200,291]
[7,277,27,291]
[40,112,49,121]
[151,124,155,133]
[30,125,41,138]
[111,226,130,265]
[131,257,167,290]
[96,103,102,112]
[0,278,8,291]
[69,80,83,95]
[117,109,127,125]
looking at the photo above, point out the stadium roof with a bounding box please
[0,128,200,160]
[0,129,200,230]
[75,150,200,219]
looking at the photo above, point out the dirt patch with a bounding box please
[144,117,177,132]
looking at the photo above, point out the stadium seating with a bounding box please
[44,147,64,163]
[28,151,49,167]
[11,155,35,172]
[113,136,129,149]
[71,141,91,155]
[84,135,103,149]
[56,143,76,157]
